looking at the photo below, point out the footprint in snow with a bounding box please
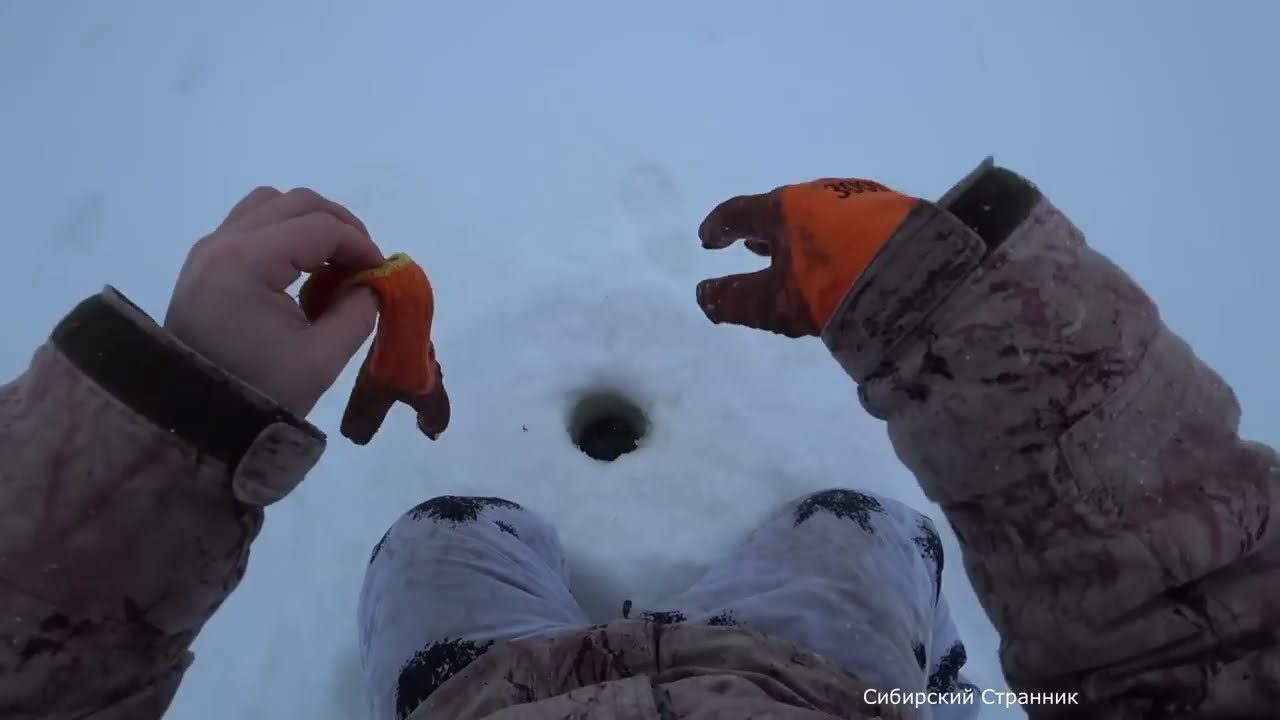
[617,163,694,281]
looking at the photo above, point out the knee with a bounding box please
[401,495,526,526]
[789,488,945,599]
[784,488,935,548]
[369,495,541,565]
[788,488,894,533]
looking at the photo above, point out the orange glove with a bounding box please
[299,253,450,444]
[696,178,917,337]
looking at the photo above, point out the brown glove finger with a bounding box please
[698,192,783,253]
[412,381,451,440]
[340,369,398,445]
[696,267,815,338]
[413,346,450,439]
[744,238,772,257]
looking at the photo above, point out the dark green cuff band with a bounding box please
[51,289,317,470]
[943,162,1042,250]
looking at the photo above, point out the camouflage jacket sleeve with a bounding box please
[823,158,1280,717]
[0,288,325,719]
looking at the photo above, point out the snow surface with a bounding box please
[1,1,1277,718]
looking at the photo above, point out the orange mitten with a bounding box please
[299,253,450,444]
[696,178,917,337]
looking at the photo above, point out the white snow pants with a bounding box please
[357,490,977,720]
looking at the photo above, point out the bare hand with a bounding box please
[164,187,384,418]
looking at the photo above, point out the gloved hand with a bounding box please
[696,178,917,337]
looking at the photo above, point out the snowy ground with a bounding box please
[2,2,1277,718]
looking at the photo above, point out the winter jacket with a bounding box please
[1,159,1276,719]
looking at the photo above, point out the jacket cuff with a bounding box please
[50,286,325,505]
[821,157,1043,380]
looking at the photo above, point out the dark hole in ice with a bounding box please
[570,391,647,462]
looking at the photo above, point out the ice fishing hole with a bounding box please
[569,391,648,462]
